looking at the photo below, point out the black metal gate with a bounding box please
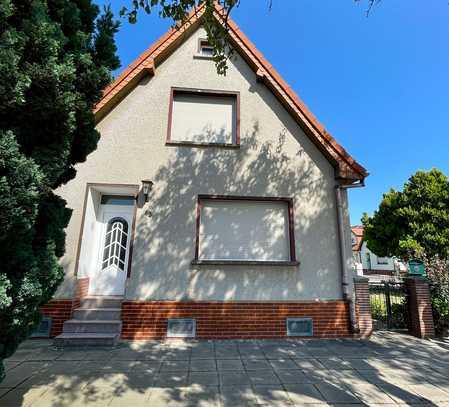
[369,282,409,331]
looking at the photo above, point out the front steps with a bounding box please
[54,296,123,347]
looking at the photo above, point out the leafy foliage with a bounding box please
[0,0,119,381]
[362,169,449,260]
[426,256,449,336]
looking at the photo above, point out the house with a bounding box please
[351,225,406,283]
[41,4,368,344]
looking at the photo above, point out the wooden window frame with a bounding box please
[166,87,240,148]
[192,195,299,266]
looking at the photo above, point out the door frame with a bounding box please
[74,183,139,283]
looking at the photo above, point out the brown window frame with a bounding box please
[166,87,240,148]
[192,195,299,266]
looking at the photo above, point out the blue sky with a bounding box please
[99,1,449,225]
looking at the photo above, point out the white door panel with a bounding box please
[89,205,133,296]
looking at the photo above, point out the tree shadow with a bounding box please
[2,334,449,406]
[126,120,340,307]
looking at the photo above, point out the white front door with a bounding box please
[89,205,133,296]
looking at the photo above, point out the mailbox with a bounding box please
[408,260,426,277]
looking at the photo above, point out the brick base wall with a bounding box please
[121,300,351,340]
[39,278,90,338]
[40,300,75,337]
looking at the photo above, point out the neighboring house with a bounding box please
[41,5,368,344]
[351,226,406,283]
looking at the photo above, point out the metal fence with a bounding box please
[369,282,409,331]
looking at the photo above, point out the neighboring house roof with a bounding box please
[351,225,364,252]
[94,4,368,183]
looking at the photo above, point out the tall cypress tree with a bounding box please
[0,0,120,380]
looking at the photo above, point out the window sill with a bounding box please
[166,141,240,149]
[191,260,300,266]
[193,54,214,60]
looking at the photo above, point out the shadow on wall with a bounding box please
[128,121,341,302]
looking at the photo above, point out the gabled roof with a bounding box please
[94,4,368,183]
[351,225,364,252]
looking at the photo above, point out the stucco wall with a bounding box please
[360,242,396,271]
[55,26,348,301]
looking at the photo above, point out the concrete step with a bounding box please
[62,319,122,334]
[73,308,121,321]
[80,296,123,309]
[54,333,119,347]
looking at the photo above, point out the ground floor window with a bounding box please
[193,195,297,265]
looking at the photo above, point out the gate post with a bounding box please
[405,277,435,338]
[354,277,373,338]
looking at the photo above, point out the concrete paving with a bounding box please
[1,332,449,406]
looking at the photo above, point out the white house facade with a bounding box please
[40,5,368,343]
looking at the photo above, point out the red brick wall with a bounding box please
[406,278,435,338]
[39,278,89,338]
[40,300,74,337]
[121,300,351,339]
[76,277,90,299]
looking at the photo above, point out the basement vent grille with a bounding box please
[286,317,313,337]
[167,319,196,338]
[31,316,52,338]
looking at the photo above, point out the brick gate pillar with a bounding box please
[405,277,435,338]
[354,276,373,338]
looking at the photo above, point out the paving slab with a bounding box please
[190,358,216,372]
[284,383,326,405]
[294,358,325,369]
[3,361,22,372]
[374,382,423,404]
[6,350,34,362]
[248,370,281,385]
[253,384,293,406]
[315,382,361,404]
[276,369,312,384]
[182,385,221,407]
[108,388,151,406]
[189,372,220,386]
[219,371,251,386]
[408,383,449,402]
[220,385,258,407]
[55,350,88,361]
[160,360,190,372]
[147,387,187,407]
[243,358,273,370]
[270,359,298,370]
[0,368,35,388]
[154,372,189,387]
[347,383,397,404]
[216,358,244,371]
[0,386,48,407]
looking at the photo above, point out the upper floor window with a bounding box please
[198,39,214,57]
[377,256,389,265]
[167,88,240,147]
